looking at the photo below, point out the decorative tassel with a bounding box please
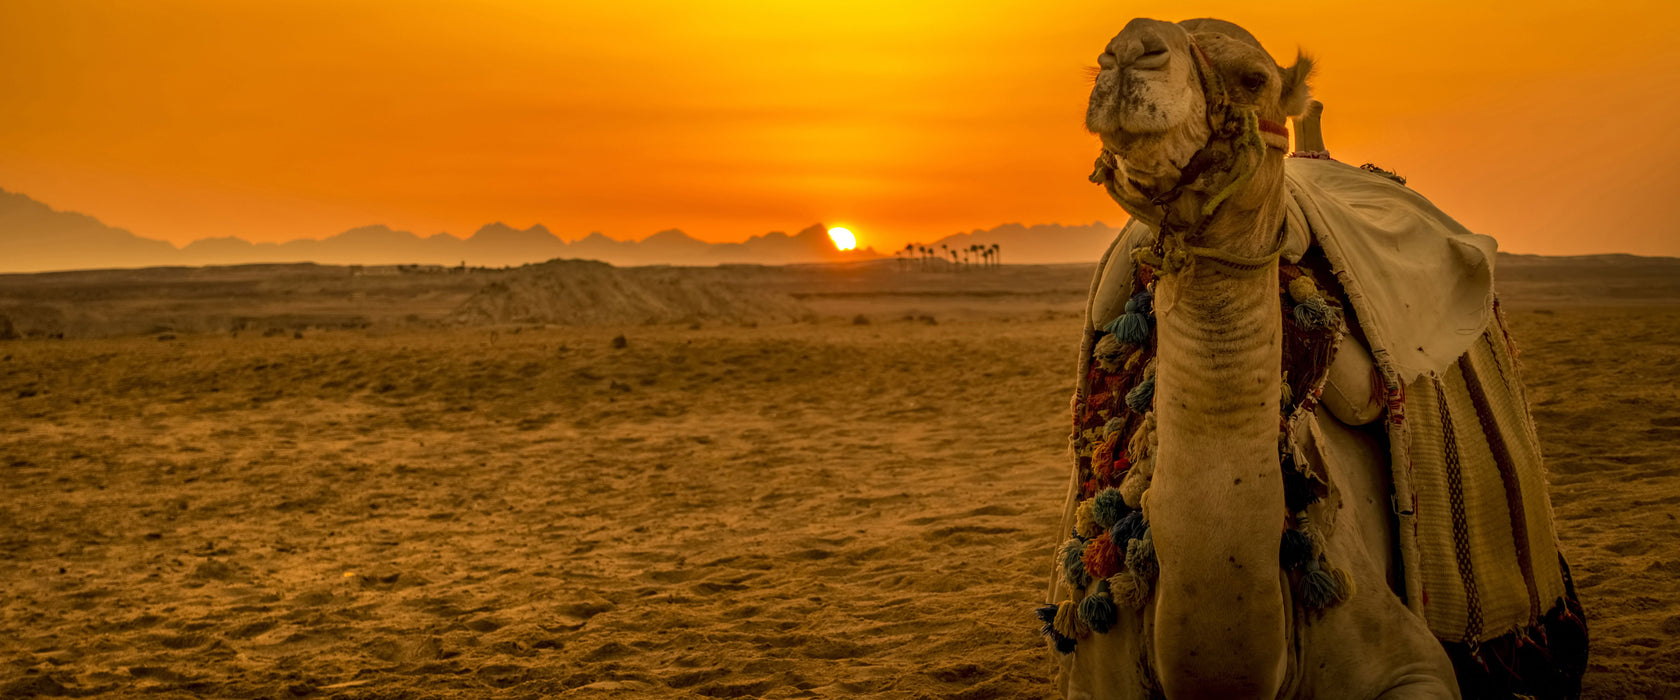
[1074,500,1101,539]
[1082,532,1122,580]
[1287,275,1320,304]
[1333,566,1357,600]
[1078,582,1120,634]
[1138,488,1152,522]
[1295,511,1329,557]
[1035,603,1076,654]
[1293,296,1342,330]
[1126,289,1154,316]
[1093,333,1125,372]
[1090,488,1127,530]
[1299,558,1354,610]
[1111,510,1147,545]
[1125,368,1155,414]
[1059,538,1091,590]
[1280,528,1314,570]
[1053,599,1086,638]
[1127,413,1155,462]
[1125,531,1158,580]
[1109,571,1151,609]
[1112,313,1151,347]
[1103,416,1126,437]
[1119,462,1150,509]
[1102,291,1153,347]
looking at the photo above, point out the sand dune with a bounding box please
[0,260,1677,698]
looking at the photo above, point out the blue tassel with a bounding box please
[1035,604,1077,654]
[1060,538,1091,589]
[1293,296,1342,330]
[1091,488,1128,529]
[1280,529,1314,570]
[1079,586,1119,634]
[1111,510,1147,544]
[1124,289,1154,316]
[1125,374,1155,413]
[1125,530,1158,579]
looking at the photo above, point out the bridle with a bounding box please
[1087,34,1292,281]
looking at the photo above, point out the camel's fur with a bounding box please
[1059,17,1459,699]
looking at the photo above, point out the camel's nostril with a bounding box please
[1139,32,1166,56]
[1132,47,1169,70]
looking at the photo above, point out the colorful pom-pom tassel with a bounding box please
[1125,530,1158,580]
[1125,372,1155,414]
[1125,289,1154,317]
[1293,296,1342,330]
[1111,510,1147,545]
[1287,275,1320,304]
[1299,558,1355,610]
[1279,528,1314,570]
[1090,488,1128,530]
[1112,313,1151,346]
[1075,501,1102,539]
[1035,603,1077,654]
[1053,599,1086,638]
[1127,413,1155,462]
[1078,583,1120,634]
[1093,333,1125,372]
[1059,538,1091,590]
[1103,416,1126,437]
[1109,571,1151,609]
[1082,532,1122,580]
[1119,462,1150,509]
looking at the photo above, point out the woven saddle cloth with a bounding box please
[1067,158,1567,645]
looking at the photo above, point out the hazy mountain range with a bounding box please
[0,188,1124,273]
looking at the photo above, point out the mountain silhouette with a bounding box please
[1,187,1120,273]
[0,189,179,271]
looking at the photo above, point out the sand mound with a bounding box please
[450,259,807,326]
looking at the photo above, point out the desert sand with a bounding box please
[1,257,1677,698]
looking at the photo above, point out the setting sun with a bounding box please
[827,226,856,251]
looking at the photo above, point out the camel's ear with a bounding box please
[1279,51,1314,117]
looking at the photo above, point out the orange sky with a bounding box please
[2,1,1678,256]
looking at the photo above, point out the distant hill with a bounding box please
[0,189,179,271]
[0,187,1122,273]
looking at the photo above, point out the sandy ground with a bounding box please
[1,298,1677,698]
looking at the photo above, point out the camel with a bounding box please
[1043,17,1586,699]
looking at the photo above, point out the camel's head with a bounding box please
[1087,18,1313,229]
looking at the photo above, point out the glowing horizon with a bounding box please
[3,2,1679,256]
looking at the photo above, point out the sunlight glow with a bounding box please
[827,226,856,251]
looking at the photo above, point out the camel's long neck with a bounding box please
[1147,198,1289,698]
